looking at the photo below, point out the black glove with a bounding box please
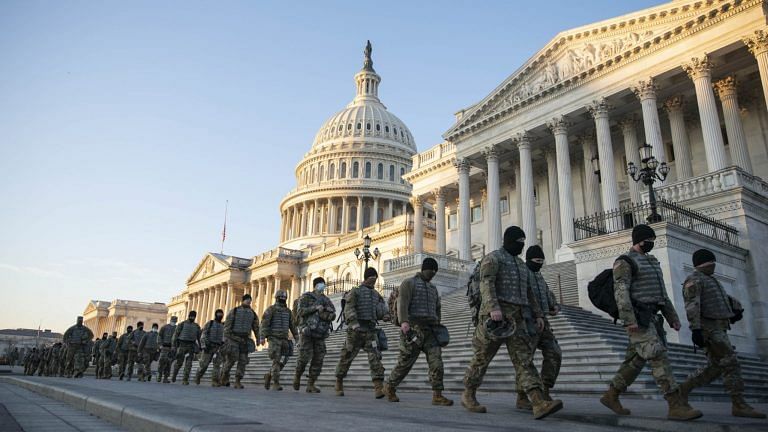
[691,329,706,348]
[730,310,743,324]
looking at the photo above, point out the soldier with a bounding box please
[260,290,298,391]
[158,316,178,383]
[49,343,63,377]
[220,294,259,389]
[515,245,562,410]
[196,309,225,386]
[293,277,336,393]
[25,348,39,375]
[59,344,69,377]
[462,226,562,419]
[62,316,94,378]
[117,325,133,380]
[125,321,146,381]
[36,345,49,376]
[172,311,201,385]
[383,258,453,406]
[93,334,106,379]
[10,347,19,367]
[137,323,159,382]
[600,224,701,421]
[678,249,765,419]
[334,267,390,399]
[100,332,118,379]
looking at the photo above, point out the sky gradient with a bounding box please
[0,0,663,332]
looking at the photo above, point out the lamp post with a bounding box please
[354,234,379,270]
[627,143,670,223]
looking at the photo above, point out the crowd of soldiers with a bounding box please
[19,224,766,422]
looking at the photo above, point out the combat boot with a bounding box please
[432,391,453,406]
[194,374,201,385]
[373,379,385,399]
[232,376,243,389]
[335,377,344,396]
[384,383,399,402]
[293,371,301,391]
[156,374,161,383]
[162,374,170,384]
[600,385,630,415]
[665,389,703,421]
[678,379,695,403]
[264,372,271,390]
[273,374,283,391]
[461,388,487,413]
[732,395,766,418]
[516,391,533,411]
[182,378,189,385]
[529,388,563,420]
[543,387,553,401]
[211,375,220,387]
[306,379,320,393]
[220,372,229,387]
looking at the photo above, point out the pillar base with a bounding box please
[555,245,575,263]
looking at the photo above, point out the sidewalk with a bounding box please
[2,374,766,432]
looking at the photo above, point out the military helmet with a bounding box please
[484,318,516,340]
[275,289,288,300]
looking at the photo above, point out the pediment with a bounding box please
[445,0,751,139]
[187,253,229,284]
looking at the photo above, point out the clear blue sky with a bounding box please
[0,0,663,332]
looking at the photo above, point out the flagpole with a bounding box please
[221,200,228,254]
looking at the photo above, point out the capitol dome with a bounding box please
[279,41,417,249]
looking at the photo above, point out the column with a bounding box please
[274,275,282,299]
[515,133,537,244]
[619,117,643,203]
[258,280,267,317]
[387,199,394,220]
[662,97,694,179]
[290,276,299,306]
[633,78,668,172]
[548,117,575,245]
[545,148,562,251]
[744,30,768,111]
[248,282,256,304]
[483,144,502,251]
[372,198,379,225]
[455,158,472,260]
[327,199,335,234]
[434,188,447,255]
[356,196,363,230]
[715,76,752,174]
[412,196,424,254]
[579,132,602,215]
[341,197,349,233]
[683,55,727,171]
[589,98,620,212]
[402,201,407,217]
[224,283,232,313]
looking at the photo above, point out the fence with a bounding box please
[324,278,397,298]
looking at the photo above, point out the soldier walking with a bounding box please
[678,249,765,419]
[100,332,117,379]
[334,267,390,399]
[172,311,201,385]
[461,226,562,419]
[62,316,94,378]
[220,294,259,389]
[383,257,453,406]
[599,224,702,421]
[196,309,225,386]
[138,323,160,382]
[125,322,146,381]
[157,316,178,383]
[93,334,107,378]
[260,290,298,391]
[117,326,133,380]
[48,343,63,377]
[293,277,336,393]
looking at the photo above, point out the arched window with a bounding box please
[319,165,324,182]
[350,206,358,230]
[352,161,359,178]
[340,162,347,178]
[377,163,384,180]
[356,122,362,130]
[311,167,316,183]
[329,163,335,180]
[393,127,398,136]
[389,165,395,182]
[363,206,371,228]
[365,162,371,178]
[385,125,390,133]
[400,167,405,184]
[376,123,381,132]
[338,125,343,132]
[347,123,352,131]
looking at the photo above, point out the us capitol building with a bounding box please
[165,0,768,358]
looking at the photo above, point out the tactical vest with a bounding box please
[102,338,116,352]
[531,271,551,313]
[232,307,256,336]
[489,249,529,305]
[177,321,199,342]
[686,270,734,320]
[206,321,224,344]
[269,306,292,338]
[626,250,666,305]
[143,332,159,350]
[160,324,175,345]
[354,286,378,321]
[68,326,85,344]
[408,275,439,322]
[119,333,132,350]
[130,330,145,350]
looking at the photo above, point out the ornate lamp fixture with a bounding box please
[627,143,669,223]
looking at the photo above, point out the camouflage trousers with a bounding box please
[516,319,561,391]
[93,354,102,378]
[66,344,87,376]
[220,337,250,382]
[117,351,128,377]
[173,342,196,381]
[387,324,444,391]
[295,336,327,381]
[684,321,744,395]
[126,350,141,379]
[140,349,157,380]
[158,346,173,380]
[49,356,61,377]
[335,328,385,381]
[196,344,222,382]
[267,337,290,379]
[464,306,544,393]
[100,351,113,378]
[610,316,677,395]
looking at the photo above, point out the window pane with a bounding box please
[471,205,482,223]
[377,163,383,180]
[365,162,371,178]
[500,197,509,214]
[389,165,395,181]
[353,162,359,178]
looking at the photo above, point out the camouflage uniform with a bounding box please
[172,319,201,383]
[126,328,146,380]
[116,330,132,379]
[387,273,446,391]
[261,301,297,389]
[196,319,225,385]
[63,323,94,378]
[295,290,336,388]
[99,336,117,378]
[220,305,259,387]
[335,284,388,385]
[92,339,103,378]
[610,250,680,395]
[138,330,160,381]
[157,322,176,382]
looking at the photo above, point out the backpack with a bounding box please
[588,255,637,322]
[388,285,401,327]
[466,261,482,327]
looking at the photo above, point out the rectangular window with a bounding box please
[471,205,482,223]
[500,196,509,214]
[448,211,458,230]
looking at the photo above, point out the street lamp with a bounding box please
[354,234,379,270]
[627,143,670,223]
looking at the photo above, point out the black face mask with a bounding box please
[215,314,224,322]
[526,261,543,272]
[504,241,525,256]
[640,241,654,253]
[277,299,287,306]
